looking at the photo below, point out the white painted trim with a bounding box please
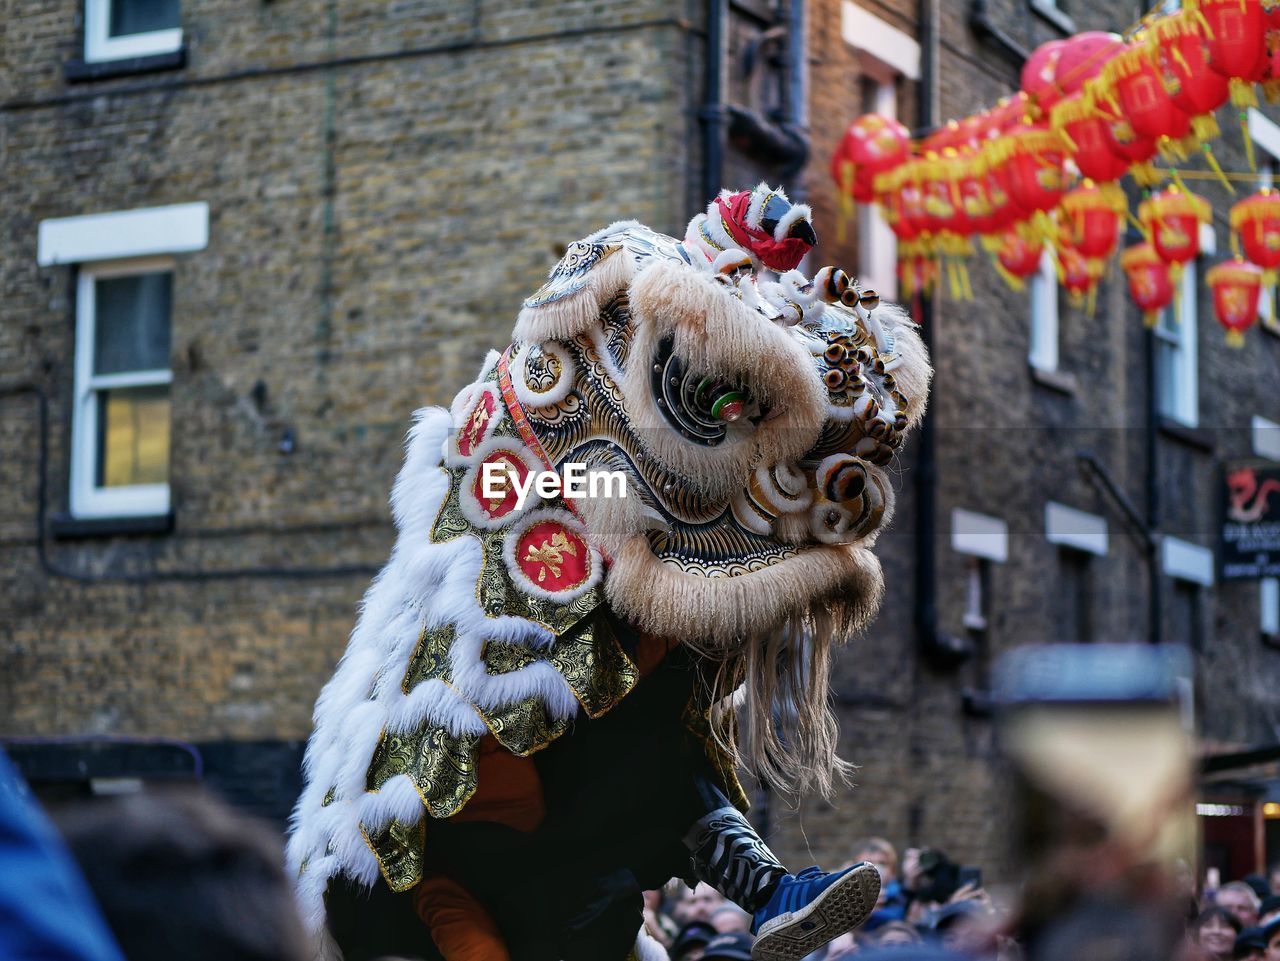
[1045,502,1109,556]
[70,261,173,520]
[1263,578,1280,635]
[1249,107,1280,161]
[841,2,921,81]
[857,80,899,299]
[1161,536,1214,586]
[84,0,182,63]
[38,203,208,267]
[1156,262,1199,427]
[1029,250,1059,372]
[951,508,1009,563]
[1253,415,1280,461]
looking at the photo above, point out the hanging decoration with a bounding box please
[1230,188,1280,285]
[992,226,1045,290]
[1137,185,1212,277]
[828,0,1273,335]
[1206,257,1264,345]
[1197,0,1267,107]
[1121,242,1177,326]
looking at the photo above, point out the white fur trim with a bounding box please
[512,339,576,409]
[449,625,580,722]
[502,509,603,603]
[457,437,544,530]
[745,182,778,231]
[773,202,812,242]
[512,243,636,344]
[288,399,569,931]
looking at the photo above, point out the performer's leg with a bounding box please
[681,775,881,961]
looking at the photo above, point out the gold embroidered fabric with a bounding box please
[362,817,427,894]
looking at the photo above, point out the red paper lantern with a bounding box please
[1022,40,1067,115]
[1206,258,1263,346]
[1230,189,1280,281]
[993,227,1044,289]
[1057,244,1106,306]
[1152,10,1230,139]
[1099,41,1192,143]
[1199,0,1267,102]
[1138,186,1211,270]
[1121,242,1177,326]
[1051,94,1131,183]
[1054,31,1125,95]
[1059,180,1126,261]
[988,124,1068,214]
[832,113,912,202]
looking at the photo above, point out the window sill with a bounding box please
[50,511,174,539]
[64,48,186,83]
[1158,417,1215,454]
[1029,365,1078,396]
[1028,0,1075,33]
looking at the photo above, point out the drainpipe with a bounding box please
[701,0,726,202]
[1146,328,1164,645]
[786,0,808,200]
[915,0,945,662]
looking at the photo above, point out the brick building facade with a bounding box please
[2,0,1279,885]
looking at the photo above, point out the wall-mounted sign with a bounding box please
[1222,463,1280,579]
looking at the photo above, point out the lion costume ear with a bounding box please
[512,224,641,344]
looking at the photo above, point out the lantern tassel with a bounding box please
[1191,113,1221,143]
[1200,143,1236,195]
[1226,329,1245,348]
[1086,283,1098,318]
[992,259,1027,292]
[1242,111,1258,172]
[1144,309,1159,329]
[1231,78,1259,110]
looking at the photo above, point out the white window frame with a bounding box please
[1154,226,1212,428]
[1263,578,1280,636]
[84,0,183,64]
[841,2,919,301]
[71,257,175,520]
[1029,250,1059,373]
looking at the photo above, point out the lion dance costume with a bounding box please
[288,185,931,961]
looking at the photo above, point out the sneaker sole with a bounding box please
[750,862,881,961]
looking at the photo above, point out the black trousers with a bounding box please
[329,644,718,961]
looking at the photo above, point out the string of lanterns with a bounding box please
[830,0,1280,347]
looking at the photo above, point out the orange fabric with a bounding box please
[414,875,510,961]
[448,735,546,832]
[633,631,675,678]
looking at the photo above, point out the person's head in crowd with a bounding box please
[1264,916,1280,961]
[1245,876,1272,902]
[852,837,899,886]
[1221,881,1263,929]
[875,921,922,946]
[1260,896,1280,927]
[1195,905,1245,961]
[701,931,754,961]
[1234,926,1268,960]
[670,920,718,961]
[708,903,751,934]
[825,929,863,959]
[55,788,310,961]
[1270,864,1280,898]
[929,899,991,954]
[684,882,726,924]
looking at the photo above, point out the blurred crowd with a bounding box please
[6,741,1280,961]
[642,836,1280,961]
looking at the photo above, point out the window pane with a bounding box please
[95,385,171,487]
[93,272,172,375]
[1156,339,1178,419]
[109,0,180,37]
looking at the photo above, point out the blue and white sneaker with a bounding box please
[750,862,881,961]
